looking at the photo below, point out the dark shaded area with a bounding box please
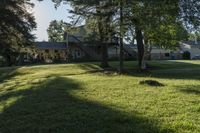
[178,85,200,95]
[0,67,21,83]
[101,61,200,80]
[78,63,103,71]
[75,60,200,80]
[182,51,191,60]
[0,77,174,133]
[139,80,165,87]
[78,63,120,76]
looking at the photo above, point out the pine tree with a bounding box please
[0,0,36,65]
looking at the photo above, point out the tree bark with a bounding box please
[5,54,12,66]
[98,13,109,68]
[135,27,146,71]
[101,42,109,68]
[119,0,124,73]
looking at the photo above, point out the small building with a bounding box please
[126,44,182,60]
[34,42,68,63]
[180,40,200,59]
[149,46,182,60]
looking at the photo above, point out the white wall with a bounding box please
[180,44,200,59]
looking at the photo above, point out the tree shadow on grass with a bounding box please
[78,61,200,80]
[177,85,200,95]
[78,63,102,71]
[124,61,200,80]
[135,61,200,80]
[0,77,174,133]
[128,69,200,80]
[0,67,21,83]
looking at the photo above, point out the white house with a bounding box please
[180,41,200,59]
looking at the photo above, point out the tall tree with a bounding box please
[48,0,200,71]
[51,0,117,68]
[0,0,36,66]
[119,0,124,73]
[47,20,66,42]
[123,0,199,70]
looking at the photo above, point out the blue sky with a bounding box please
[31,0,72,41]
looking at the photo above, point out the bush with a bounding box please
[182,51,191,60]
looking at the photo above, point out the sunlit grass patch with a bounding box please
[0,60,200,133]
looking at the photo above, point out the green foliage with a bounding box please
[52,0,117,41]
[47,20,66,42]
[179,0,200,31]
[0,0,36,65]
[124,1,189,48]
[189,32,200,41]
[182,51,191,60]
[0,0,36,48]
[147,23,189,49]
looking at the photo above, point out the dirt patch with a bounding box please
[139,80,165,87]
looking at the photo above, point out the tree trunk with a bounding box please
[5,54,12,66]
[101,42,109,68]
[119,0,124,73]
[98,14,109,68]
[135,27,146,71]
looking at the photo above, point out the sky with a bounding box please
[30,0,72,41]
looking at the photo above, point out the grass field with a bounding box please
[0,60,200,133]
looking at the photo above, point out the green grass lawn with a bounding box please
[0,60,200,133]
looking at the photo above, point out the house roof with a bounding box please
[68,35,83,43]
[35,42,67,50]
